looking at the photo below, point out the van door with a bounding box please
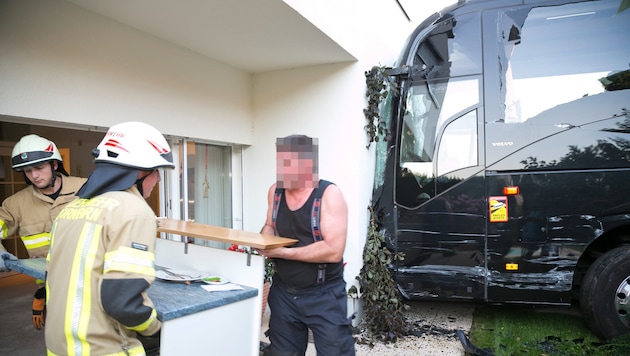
[392,12,487,301]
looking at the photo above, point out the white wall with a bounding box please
[247,0,456,299]
[0,0,254,145]
[246,63,371,288]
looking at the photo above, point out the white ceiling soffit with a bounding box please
[65,0,356,74]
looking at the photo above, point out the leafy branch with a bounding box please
[350,204,410,344]
[363,66,397,148]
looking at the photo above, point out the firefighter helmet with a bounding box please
[11,134,64,171]
[92,121,175,170]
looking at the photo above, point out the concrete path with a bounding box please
[0,272,46,355]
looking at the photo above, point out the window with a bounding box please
[0,120,238,250]
[168,139,234,249]
[437,110,477,176]
[397,77,480,204]
[411,13,482,78]
[487,0,630,168]
[393,12,483,207]
[500,0,629,124]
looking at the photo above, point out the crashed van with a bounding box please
[371,0,630,339]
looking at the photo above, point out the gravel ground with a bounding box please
[353,301,474,356]
[261,300,475,356]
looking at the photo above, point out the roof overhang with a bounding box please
[65,0,357,73]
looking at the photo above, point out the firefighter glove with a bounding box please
[32,287,46,330]
[0,251,18,272]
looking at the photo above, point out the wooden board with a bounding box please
[157,218,296,249]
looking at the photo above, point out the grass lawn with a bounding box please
[468,304,630,355]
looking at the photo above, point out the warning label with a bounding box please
[489,196,508,222]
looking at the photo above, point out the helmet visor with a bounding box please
[12,151,55,170]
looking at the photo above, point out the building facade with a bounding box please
[0,0,453,321]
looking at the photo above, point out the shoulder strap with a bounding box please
[310,180,332,242]
[312,180,332,285]
[271,187,283,235]
[271,180,333,239]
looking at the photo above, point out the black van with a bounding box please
[372,0,630,339]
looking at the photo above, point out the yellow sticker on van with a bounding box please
[489,196,508,222]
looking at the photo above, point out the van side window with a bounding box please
[411,13,482,78]
[437,110,478,176]
[487,0,630,168]
[500,1,629,124]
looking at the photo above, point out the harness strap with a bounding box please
[271,190,282,236]
[272,180,332,285]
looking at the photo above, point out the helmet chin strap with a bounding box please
[135,173,149,197]
[48,161,57,189]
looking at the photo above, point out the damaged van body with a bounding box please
[371,0,630,339]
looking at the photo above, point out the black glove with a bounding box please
[138,331,161,356]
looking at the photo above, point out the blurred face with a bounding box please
[276,135,319,189]
[23,162,56,190]
[276,151,317,189]
[139,169,160,199]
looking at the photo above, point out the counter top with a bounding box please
[148,278,257,321]
[157,218,296,249]
[5,258,258,322]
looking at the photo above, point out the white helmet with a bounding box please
[12,134,64,171]
[93,121,175,170]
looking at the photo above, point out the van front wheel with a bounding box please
[580,245,630,340]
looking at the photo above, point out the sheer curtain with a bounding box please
[190,143,232,248]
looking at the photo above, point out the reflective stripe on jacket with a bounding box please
[0,175,86,257]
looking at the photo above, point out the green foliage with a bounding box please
[228,244,274,282]
[364,66,396,148]
[351,204,410,344]
[263,255,274,283]
[469,305,630,355]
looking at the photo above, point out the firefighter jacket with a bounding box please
[0,175,86,257]
[45,186,162,356]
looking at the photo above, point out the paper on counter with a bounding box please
[201,283,244,292]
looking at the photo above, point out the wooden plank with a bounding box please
[157,218,296,249]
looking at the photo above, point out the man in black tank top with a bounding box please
[259,135,355,356]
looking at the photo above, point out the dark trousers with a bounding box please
[266,279,355,356]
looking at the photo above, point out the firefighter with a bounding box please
[45,121,173,355]
[0,134,86,330]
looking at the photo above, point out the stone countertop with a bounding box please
[149,279,257,321]
[5,258,258,322]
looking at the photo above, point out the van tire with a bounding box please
[580,245,630,340]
